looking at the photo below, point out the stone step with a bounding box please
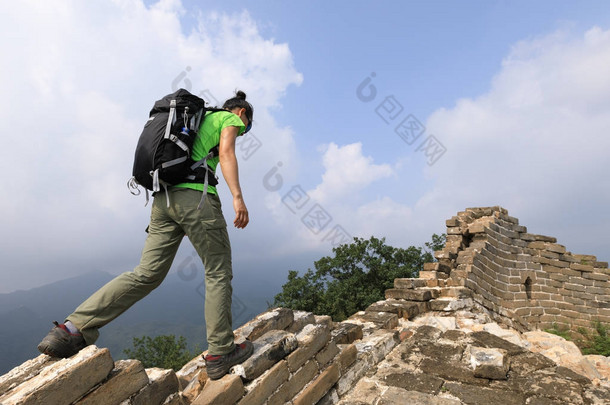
[0,346,114,405]
[231,330,298,381]
[331,322,364,345]
[385,288,438,301]
[451,269,469,278]
[439,287,472,299]
[428,298,474,312]
[423,262,439,272]
[348,311,399,331]
[393,278,428,289]
[365,299,427,320]
[418,271,449,280]
[445,278,466,287]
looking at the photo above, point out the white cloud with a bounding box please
[419,26,610,257]
[310,142,394,203]
[261,26,610,263]
[0,0,302,292]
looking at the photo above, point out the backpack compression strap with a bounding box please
[187,144,220,209]
[152,99,178,197]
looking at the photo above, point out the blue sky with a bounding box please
[1,0,609,294]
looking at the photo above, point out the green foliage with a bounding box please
[123,334,194,371]
[578,322,610,356]
[274,234,446,321]
[545,321,610,356]
[544,322,572,341]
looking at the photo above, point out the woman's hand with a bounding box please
[233,195,249,229]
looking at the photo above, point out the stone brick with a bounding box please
[231,330,298,381]
[468,347,509,380]
[426,279,439,287]
[456,254,475,265]
[549,273,568,282]
[419,270,449,280]
[385,289,435,301]
[237,360,289,405]
[331,322,363,344]
[0,346,114,405]
[528,241,546,250]
[447,226,462,235]
[561,268,582,277]
[393,278,414,289]
[440,287,472,298]
[546,243,567,254]
[335,331,398,397]
[286,311,316,333]
[355,330,399,364]
[532,292,551,301]
[131,368,180,405]
[293,363,340,405]
[335,352,373,397]
[348,311,398,331]
[445,277,466,287]
[193,373,244,405]
[533,234,557,243]
[366,299,422,319]
[585,286,607,295]
[564,283,586,292]
[234,307,293,342]
[286,324,331,372]
[446,216,460,227]
[571,263,595,272]
[315,315,333,328]
[571,277,594,286]
[583,272,609,281]
[559,254,578,263]
[533,257,570,268]
[267,360,318,405]
[541,250,560,259]
[468,222,488,234]
[76,359,149,405]
[0,354,58,396]
[315,341,340,368]
[573,254,597,263]
[317,388,339,405]
[181,369,207,403]
[435,250,457,260]
[337,344,358,372]
[424,262,440,271]
[176,353,205,390]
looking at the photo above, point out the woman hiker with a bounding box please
[37,90,255,381]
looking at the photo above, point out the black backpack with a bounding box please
[128,89,221,207]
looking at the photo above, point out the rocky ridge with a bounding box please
[1,206,609,404]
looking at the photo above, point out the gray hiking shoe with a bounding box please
[37,321,87,358]
[204,340,254,380]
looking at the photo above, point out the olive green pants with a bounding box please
[67,188,235,355]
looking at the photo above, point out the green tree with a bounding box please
[274,234,446,321]
[123,334,194,371]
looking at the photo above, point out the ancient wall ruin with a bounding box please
[429,206,610,333]
[1,206,609,404]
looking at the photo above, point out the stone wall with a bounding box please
[1,206,609,404]
[432,206,610,333]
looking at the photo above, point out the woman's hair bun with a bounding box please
[235,90,247,100]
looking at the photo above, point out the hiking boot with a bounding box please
[204,340,254,380]
[37,321,87,358]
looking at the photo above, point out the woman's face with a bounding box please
[232,107,252,133]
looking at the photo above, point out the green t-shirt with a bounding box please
[174,110,245,194]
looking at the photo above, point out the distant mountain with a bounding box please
[0,269,279,374]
